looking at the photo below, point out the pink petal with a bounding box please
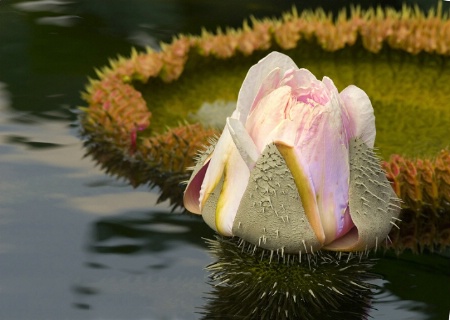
[248,67,283,116]
[183,160,210,214]
[322,227,358,251]
[340,85,376,148]
[321,77,340,108]
[236,52,297,123]
[281,68,318,87]
[281,69,329,106]
[291,97,352,244]
[245,85,293,152]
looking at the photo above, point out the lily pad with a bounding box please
[80,4,450,252]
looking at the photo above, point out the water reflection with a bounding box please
[371,286,429,320]
[5,135,61,149]
[200,237,377,320]
[36,15,81,27]
[373,251,450,319]
[87,211,213,254]
[73,210,214,319]
[13,0,72,13]
[0,82,11,110]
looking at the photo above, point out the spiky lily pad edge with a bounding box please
[79,4,450,249]
[80,121,218,210]
[383,152,450,253]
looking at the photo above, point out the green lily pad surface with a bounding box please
[136,45,450,160]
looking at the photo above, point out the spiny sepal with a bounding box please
[344,138,402,251]
[232,143,319,254]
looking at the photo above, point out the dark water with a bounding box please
[0,0,449,319]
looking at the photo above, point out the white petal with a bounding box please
[236,52,297,123]
[214,146,251,235]
[340,85,376,148]
[226,117,259,168]
[199,126,234,210]
[248,67,283,115]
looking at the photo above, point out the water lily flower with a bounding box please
[184,51,401,253]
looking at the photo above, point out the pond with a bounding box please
[0,0,449,319]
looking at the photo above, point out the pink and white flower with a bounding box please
[184,51,400,253]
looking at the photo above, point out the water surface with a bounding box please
[0,1,449,319]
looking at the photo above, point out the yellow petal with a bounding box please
[275,141,325,245]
